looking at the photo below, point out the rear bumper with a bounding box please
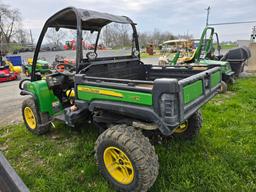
[88,100,173,135]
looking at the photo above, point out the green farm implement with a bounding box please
[159,27,250,91]
[23,59,50,77]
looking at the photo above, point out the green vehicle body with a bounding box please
[193,27,216,62]
[199,59,234,76]
[23,67,221,133]
[23,80,59,115]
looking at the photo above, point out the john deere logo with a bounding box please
[131,96,141,101]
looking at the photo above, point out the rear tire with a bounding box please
[22,98,50,135]
[173,111,202,140]
[95,124,159,192]
[219,81,227,93]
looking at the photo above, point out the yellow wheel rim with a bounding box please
[103,146,134,185]
[175,121,188,133]
[24,107,36,129]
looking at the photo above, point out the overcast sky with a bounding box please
[3,0,256,41]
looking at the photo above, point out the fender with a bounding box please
[21,80,60,115]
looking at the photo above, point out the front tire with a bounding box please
[95,124,159,192]
[173,110,202,140]
[22,98,50,135]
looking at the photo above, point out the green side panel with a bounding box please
[183,80,203,104]
[24,80,59,115]
[199,59,233,74]
[77,85,152,106]
[211,71,221,88]
[199,59,227,66]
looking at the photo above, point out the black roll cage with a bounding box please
[31,7,140,81]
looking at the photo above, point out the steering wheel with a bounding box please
[86,51,98,60]
[55,63,76,74]
[55,55,64,62]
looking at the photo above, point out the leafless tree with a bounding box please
[101,23,177,49]
[46,28,66,46]
[0,2,21,44]
[138,32,150,48]
[101,23,131,48]
[15,29,30,44]
[83,30,98,44]
[138,30,176,48]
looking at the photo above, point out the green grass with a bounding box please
[140,52,160,58]
[0,77,256,191]
[220,43,238,50]
[213,43,238,50]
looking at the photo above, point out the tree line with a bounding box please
[0,1,33,54]
[0,2,192,54]
[100,24,179,49]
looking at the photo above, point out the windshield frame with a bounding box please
[31,7,140,81]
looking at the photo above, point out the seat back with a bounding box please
[83,59,146,80]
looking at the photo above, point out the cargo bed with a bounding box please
[74,59,221,135]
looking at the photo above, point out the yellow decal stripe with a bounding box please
[78,86,123,98]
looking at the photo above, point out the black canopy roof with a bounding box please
[47,7,135,30]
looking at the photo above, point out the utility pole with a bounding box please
[205,6,210,27]
[0,15,2,65]
[29,29,34,49]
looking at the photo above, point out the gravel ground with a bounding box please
[0,79,28,127]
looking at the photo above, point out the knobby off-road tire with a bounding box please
[95,124,159,192]
[22,98,50,135]
[174,110,202,140]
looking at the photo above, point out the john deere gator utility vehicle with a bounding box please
[19,7,221,191]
